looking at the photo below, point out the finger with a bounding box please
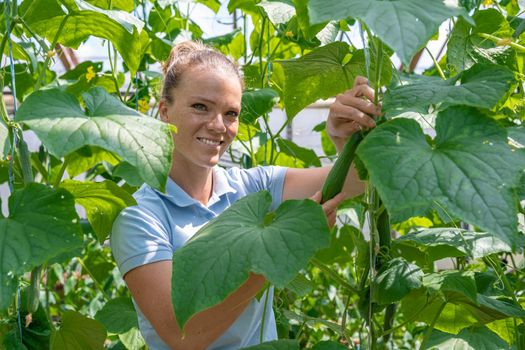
[336,94,382,117]
[351,84,376,101]
[326,211,337,228]
[330,101,376,128]
[354,75,369,87]
[310,191,322,203]
[322,192,346,213]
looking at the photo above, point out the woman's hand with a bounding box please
[310,191,346,227]
[326,76,382,153]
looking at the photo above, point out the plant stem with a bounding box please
[107,42,123,101]
[53,157,69,188]
[259,285,270,343]
[478,33,525,52]
[420,302,446,350]
[310,257,358,294]
[424,47,446,80]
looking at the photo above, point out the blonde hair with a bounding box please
[161,41,243,104]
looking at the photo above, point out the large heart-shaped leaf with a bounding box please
[61,180,136,242]
[426,326,510,350]
[357,106,525,248]
[172,191,330,329]
[50,311,106,350]
[423,271,478,303]
[307,0,473,65]
[95,297,138,334]
[20,0,145,74]
[393,228,518,262]
[0,184,82,310]
[383,64,516,117]
[15,88,173,191]
[274,43,391,118]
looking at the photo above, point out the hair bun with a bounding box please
[162,41,207,75]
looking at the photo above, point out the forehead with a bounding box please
[176,66,242,100]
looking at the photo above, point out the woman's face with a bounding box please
[160,66,242,171]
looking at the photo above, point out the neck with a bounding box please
[169,154,214,205]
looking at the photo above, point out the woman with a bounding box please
[111,41,381,350]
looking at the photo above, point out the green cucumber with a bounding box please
[27,265,42,313]
[321,132,363,203]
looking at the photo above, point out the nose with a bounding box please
[207,114,227,133]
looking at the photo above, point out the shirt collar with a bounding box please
[159,167,237,207]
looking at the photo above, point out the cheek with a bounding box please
[227,122,239,138]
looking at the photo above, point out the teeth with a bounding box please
[199,138,221,146]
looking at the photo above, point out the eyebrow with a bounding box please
[190,96,241,110]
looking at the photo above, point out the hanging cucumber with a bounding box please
[321,132,363,203]
[27,265,42,313]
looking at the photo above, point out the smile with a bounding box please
[197,137,223,146]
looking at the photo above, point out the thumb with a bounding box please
[310,191,322,203]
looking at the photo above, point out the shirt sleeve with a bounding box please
[233,165,288,209]
[110,205,173,277]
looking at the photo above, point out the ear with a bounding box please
[159,100,169,123]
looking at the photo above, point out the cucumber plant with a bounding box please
[1,0,525,349]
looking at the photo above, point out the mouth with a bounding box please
[197,137,223,146]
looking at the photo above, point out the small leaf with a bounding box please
[172,191,330,329]
[15,88,173,191]
[257,0,296,25]
[426,326,509,350]
[240,88,280,124]
[95,297,138,334]
[241,340,299,350]
[286,273,313,297]
[61,180,136,242]
[311,341,348,350]
[372,257,423,304]
[50,311,106,350]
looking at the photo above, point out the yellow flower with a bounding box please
[285,31,294,38]
[46,50,56,58]
[85,66,96,83]
[482,0,493,5]
[138,98,150,113]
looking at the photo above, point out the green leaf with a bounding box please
[82,244,115,285]
[196,0,221,13]
[241,340,299,350]
[372,257,423,304]
[393,228,518,262]
[172,191,330,329]
[383,64,516,117]
[311,341,348,350]
[307,0,473,65]
[285,273,313,297]
[357,106,525,248]
[426,326,510,350]
[276,139,321,167]
[65,146,120,178]
[50,311,106,350]
[240,88,279,124]
[20,0,145,74]
[15,88,173,191]
[95,297,138,334]
[0,33,31,61]
[0,184,82,310]
[118,327,145,350]
[86,0,134,11]
[447,10,517,74]
[401,289,525,334]
[315,225,356,264]
[423,271,478,303]
[61,180,136,242]
[257,0,296,25]
[274,43,390,118]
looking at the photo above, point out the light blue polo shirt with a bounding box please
[110,165,287,350]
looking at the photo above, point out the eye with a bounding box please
[192,103,207,111]
[225,110,239,119]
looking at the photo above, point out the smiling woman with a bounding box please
[110,41,378,350]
